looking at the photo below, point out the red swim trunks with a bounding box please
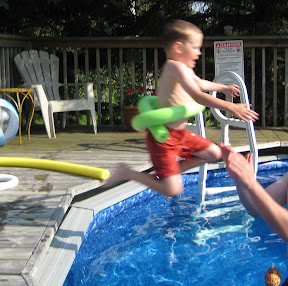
[146,128,212,179]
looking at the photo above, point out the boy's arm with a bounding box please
[197,78,240,98]
[173,62,258,122]
[193,89,258,122]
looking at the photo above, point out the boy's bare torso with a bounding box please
[157,60,199,130]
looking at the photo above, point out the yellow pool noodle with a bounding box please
[0,157,110,180]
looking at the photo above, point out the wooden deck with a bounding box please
[0,125,288,285]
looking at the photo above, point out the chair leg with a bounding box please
[89,106,97,134]
[61,112,67,129]
[32,84,52,138]
[48,105,56,138]
[40,106,52,138]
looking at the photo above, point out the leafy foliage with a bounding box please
[192,0,288,35]
[2,0,287,36]
[2,0,288,126]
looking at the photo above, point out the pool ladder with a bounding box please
[187,71,258,204]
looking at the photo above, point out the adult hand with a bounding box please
[220,143,255,186]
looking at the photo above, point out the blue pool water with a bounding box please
[64,161,288,285]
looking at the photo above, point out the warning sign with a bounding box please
[214,40,244,82]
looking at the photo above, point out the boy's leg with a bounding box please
[179,143,222,173]
[103,163,183,197]
[105,134,221,197]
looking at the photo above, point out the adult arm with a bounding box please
[220,143,288,242]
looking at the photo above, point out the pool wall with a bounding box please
[32,154,288,286]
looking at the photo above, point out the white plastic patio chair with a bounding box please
[14,50,97,138]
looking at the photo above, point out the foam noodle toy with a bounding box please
[131,96,205,142]
[0,157,110,180]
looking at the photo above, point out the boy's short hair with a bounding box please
[162,20,203,51]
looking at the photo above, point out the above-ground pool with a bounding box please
[64,160,288,285]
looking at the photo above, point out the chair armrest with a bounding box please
[16,83,31,89]
[31,84,49,108]
[59,83,93,87]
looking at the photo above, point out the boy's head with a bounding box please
[162,20,203,54]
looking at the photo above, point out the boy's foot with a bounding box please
[102,163,130,188]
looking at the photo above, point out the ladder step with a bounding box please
[193,224,248,245]
[205,186,237,195]
[203,195,239,206]
[197,204,244,218]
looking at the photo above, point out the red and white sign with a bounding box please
[214,40,244,81]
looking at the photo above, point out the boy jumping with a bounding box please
[104,20,258,198]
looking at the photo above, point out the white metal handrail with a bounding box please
[196,71,258,203]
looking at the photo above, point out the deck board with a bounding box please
[0,274,27,285]
[0,125,287,285]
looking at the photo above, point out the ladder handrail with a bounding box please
[195,71,258,203]
[209,71,258,172]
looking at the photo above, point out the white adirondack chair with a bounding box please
[14,50,97,138]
